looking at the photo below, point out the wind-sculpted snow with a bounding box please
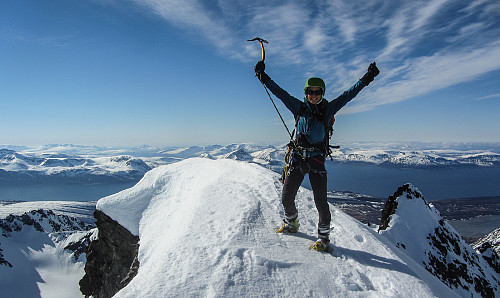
[96,158,455,297]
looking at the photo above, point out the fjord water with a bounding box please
[1,164,499,202]
[0,181,138,202]
[310,163,500,200]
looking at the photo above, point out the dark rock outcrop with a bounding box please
[379,183,427,231]
[80,210,139,298]
[0,247,12,267]
[65,230,95,262]
[475,242,500,275]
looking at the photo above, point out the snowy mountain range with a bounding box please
[1,142,499,185]
[0,147,151,184]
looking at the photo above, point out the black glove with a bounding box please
[254,61,265,75]
[360,62,379,86]
[254,61,270,83]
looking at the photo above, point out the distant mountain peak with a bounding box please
[222,148,253,161]
[0,202,96,296]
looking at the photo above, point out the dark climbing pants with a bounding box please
[282,155,331,236]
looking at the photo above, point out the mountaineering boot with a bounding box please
[276,218,300,233]
[309,235,330,252]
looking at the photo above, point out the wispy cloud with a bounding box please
[343,41,500,113]
[474,93,500,101]
[135,0,500,113]
[136,0,236,53]
[10,33,74,47]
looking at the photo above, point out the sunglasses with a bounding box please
[306,89,322,96]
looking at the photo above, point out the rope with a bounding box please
[260,82,294,140]
[259,80,308,165]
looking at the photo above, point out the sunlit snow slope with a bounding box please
[97,158,454,297]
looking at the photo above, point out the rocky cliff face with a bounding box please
[80,210,139,298]
[378,183,499,297]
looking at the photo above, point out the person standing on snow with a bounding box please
[254,61,379,251]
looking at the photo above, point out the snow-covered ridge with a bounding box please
[94,158,457,297]
[0,209,93,237]
[333,148,500,168]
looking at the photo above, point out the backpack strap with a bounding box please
[292,101,336,159]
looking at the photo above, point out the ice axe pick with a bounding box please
[247,37,268,62]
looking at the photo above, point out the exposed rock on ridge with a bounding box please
[80,210,139,298]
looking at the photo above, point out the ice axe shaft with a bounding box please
[247,37,268,62]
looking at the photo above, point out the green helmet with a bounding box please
[304,77,325,96]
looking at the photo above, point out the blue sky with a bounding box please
[1,0,500,147]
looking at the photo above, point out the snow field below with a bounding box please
[0,227,87,298]
[29,232,86,297]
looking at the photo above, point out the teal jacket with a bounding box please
[263,77,366,157]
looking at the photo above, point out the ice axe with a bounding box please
[248,37,297,148]
[247,37,268,62]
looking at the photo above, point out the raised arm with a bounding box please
[255,61,303,117]
[327,80,365,116]
[326,62,379,117]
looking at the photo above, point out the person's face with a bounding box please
[306,87,323,104]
